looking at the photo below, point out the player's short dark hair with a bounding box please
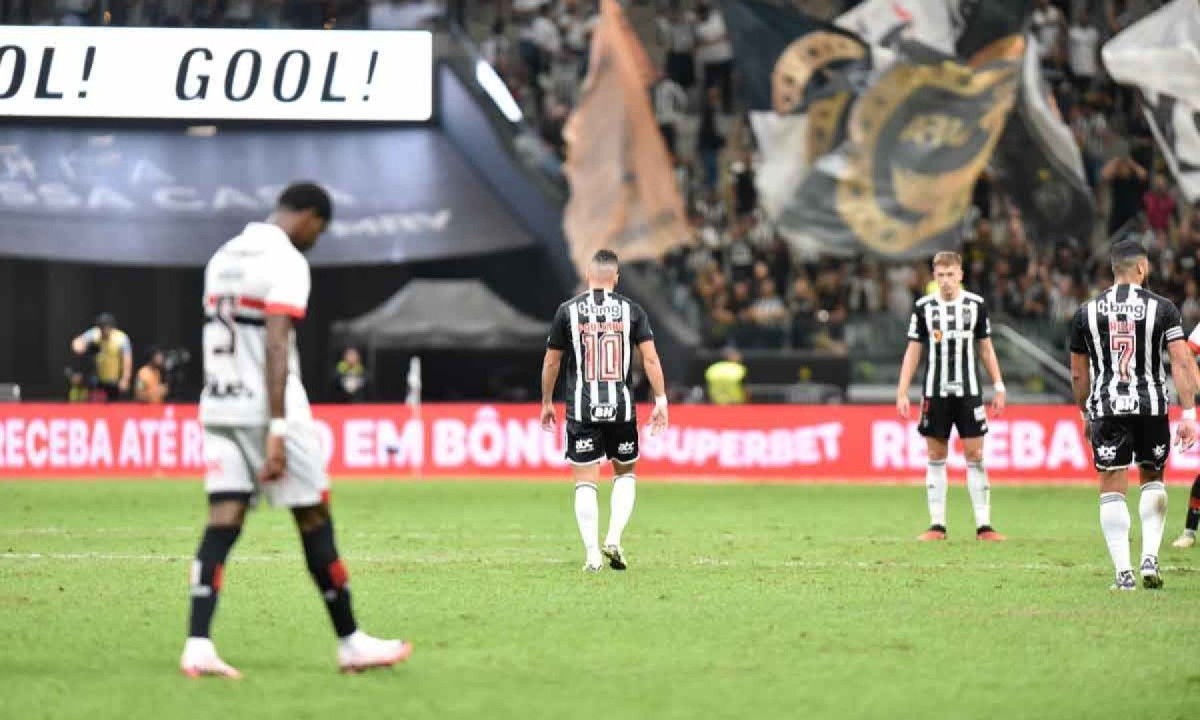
[592,249,620,268]
[95,312,116,327]
[1110,238,1148,274]
[277,182,333,223]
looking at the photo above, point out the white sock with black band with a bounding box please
[1100,492,1132,575]
[1139,481,1168,564]
[926,460,948,528]
[605,474,636,548]
[574,482,600,562]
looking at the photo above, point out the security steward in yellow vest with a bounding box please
[705,348,748,404]
[71,312,133,402]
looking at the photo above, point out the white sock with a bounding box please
[966,461,991,529]
[1100,492,1132,574]
[926,460,948,527]
[1139,481,1168,563]
[575,482,600,558]
[605,474,636,547]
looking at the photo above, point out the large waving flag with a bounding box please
[561,0,688,276]
[1103,0,1200,201]
[991,35,1094,241]
[721,0,869,252]
[726,0,1031,257]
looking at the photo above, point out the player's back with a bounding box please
[199,222,312,427]
[549,288,654,425]
[1072,283,1184,418]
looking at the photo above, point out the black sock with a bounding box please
[1187,475,1200,533]
[301,520,358,638]
[188,525,241,638]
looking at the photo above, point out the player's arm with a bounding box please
[541,305,569,432]
[632,306,668,434]
[540,348,563,431]
[639,339,669,434]
[1068,306,1091,432]
[896,341,923,419]
[260,255,310,481]
[974,303,1005,415]
[1168,337,1198,450]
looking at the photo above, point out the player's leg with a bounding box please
[1170,474,1200,548]
[958,397,1004,540]
[601,422,640,570]
[1133,417,1170,588]
[917,398,950,540]
[1092,419,1136,590]
[566,422,606,571]
[279,423,411,673]
[181,427,252,678]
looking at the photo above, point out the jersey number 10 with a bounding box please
[582,333,623,382]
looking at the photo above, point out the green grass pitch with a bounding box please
[2,480,1199,720]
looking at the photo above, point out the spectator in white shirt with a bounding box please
[694,1,734,113]
[1032,0,1066,71]
[657,2,696,89]
[1066,11,1100,95]
[654,74,689,156]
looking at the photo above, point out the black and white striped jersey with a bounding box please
[907,291,992,399]
[1069,283,1185,419]
[547,289,654,424]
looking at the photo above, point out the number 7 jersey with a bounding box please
[199,222,312,427]
[1069,283,1185,419]
[547,289,654,424]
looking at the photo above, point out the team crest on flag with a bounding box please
[789,51,1019,256]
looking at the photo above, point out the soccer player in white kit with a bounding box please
[180,183,412,678]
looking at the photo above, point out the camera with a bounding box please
[162,347,191,372]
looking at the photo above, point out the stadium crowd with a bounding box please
[474,0,1200,352]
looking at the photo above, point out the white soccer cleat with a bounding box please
[337,632,413,674]
[583,551,604,573]
[180,637,242,679]
[1172,532,1196,549]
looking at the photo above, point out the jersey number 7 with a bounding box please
[582,333,623,382]
[1110,321,1135,383]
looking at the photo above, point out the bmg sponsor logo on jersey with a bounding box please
[576,301,623,319]
[1096,298,1147,320]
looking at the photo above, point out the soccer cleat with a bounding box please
[602,544,627,571]
[180,637,243,679]
[1110,570,1137,591]
[976,526,1007,542]
[1171,532,1196,549]
[337,633,413,674]
[917,525,947,541]
[583,562,603,573]
[1140,556,1163,590]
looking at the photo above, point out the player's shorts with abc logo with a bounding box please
[565,420,640,465]
[918,395,988,440]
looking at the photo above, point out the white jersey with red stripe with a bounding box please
[199,222,311,427]
[1190,323,1200,355]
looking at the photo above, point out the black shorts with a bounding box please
[565,420,639,466]
[918,396,988,440]
[1089,415,1171,471]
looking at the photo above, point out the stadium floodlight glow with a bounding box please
[0,27,433,121]
[475,59,523,123]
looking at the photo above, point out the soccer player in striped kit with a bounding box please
[1069,240,1197,589]
[896,251,1008,542]
[541,250,669,572]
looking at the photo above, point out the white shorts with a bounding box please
[203,423,329,508]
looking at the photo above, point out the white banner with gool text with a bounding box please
[0,27,432,121]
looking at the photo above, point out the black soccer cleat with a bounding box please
[602,544,627,571]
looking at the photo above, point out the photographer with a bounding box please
[135,348,169,404]
[70,312,132,402]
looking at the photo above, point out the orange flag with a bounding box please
[562,0,689,278]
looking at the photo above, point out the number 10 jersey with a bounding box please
[1069,283,1185,420]
[547,289,654,424]
[199,222,312,427]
